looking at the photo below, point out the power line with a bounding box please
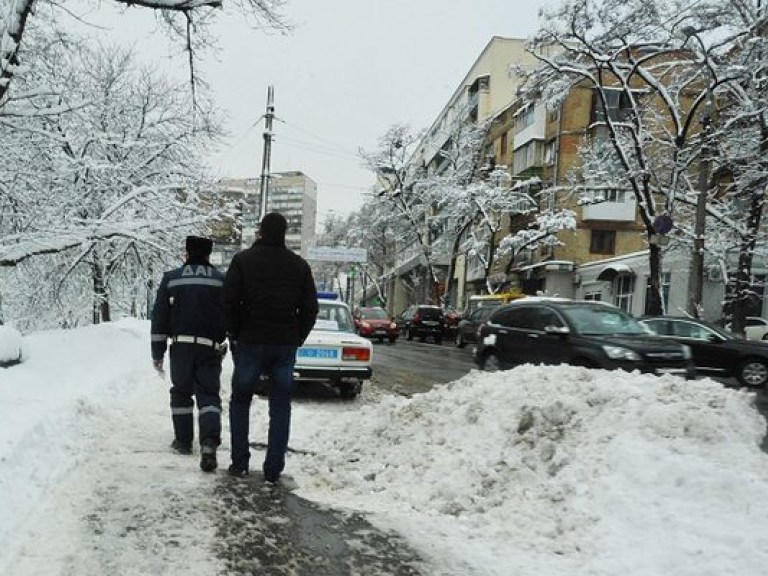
[275,117,361,156]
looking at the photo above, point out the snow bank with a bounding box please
[292,365,768,576]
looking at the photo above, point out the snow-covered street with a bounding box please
[2,319,768,575]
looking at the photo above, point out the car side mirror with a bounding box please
[707,334,723,343]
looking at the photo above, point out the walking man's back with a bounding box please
[224,212,318,481]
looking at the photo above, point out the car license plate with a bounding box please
[423,321,438,326]
[298,348,338,359]
[374,330,386,335]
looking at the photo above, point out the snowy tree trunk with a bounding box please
[647,242,663,316]
[92,261,111,324]
[730,193,764,337]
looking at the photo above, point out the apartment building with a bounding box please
[212,171,317,268]
[384,37,542,315]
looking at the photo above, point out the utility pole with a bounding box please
[258,86,275,221]
[688,97,712,319]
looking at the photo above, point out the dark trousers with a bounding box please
[229,343,297,477]
[169,343,222,447]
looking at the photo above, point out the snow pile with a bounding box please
[0,324,27,365]
[292,365,768,575]
[0,318,155,555]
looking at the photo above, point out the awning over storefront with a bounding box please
[596,264,634,281]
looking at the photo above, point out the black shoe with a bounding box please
[263,468,280,483]
[227,465,249,477]
[200,444,217,472]
[171,440,192,455]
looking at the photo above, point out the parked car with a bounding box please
[473,298,695,378]
[294,299,373,398]
[639,316,768,387]
[454,305,497,348]
[724,316,768,341]
[353,306,399,343]
[397,304,445,343]
[442,308,463,340]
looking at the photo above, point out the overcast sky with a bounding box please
[72,0,553,222]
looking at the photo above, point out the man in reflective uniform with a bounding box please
[151,236,226,472]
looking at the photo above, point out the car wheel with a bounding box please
[737,358,768,387]
[483,352,503,372]
[762,333,768,341]
[406,328,413,341]
[377,337,384,343]
[455,332,466,348]
[388,337,397,344]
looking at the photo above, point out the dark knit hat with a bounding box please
[259,212,287,246]
[185,235,213,257]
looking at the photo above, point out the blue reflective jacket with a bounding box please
[150,259,226,360]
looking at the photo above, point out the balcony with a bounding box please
[581,189,637,222]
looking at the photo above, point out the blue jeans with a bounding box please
[229,343,297,478]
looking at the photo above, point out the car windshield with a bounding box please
[315,302,355,333]
[561,305,649,336]
[360,308,388,320]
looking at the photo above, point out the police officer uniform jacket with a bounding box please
[151,257,226,360]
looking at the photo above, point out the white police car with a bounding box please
[295,295,373,398]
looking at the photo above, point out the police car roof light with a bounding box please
[317,291,339,300]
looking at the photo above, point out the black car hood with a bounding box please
[579,333,686,352]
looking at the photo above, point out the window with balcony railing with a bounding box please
[513,140,542,174]
[514,103,535,134]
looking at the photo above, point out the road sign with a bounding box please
[653,215,674,235]
[306,246,367,263]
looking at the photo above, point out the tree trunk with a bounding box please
[646,241,663,316]
[730,193,764,337]
[92,263,111,324]
[443,221,472,308]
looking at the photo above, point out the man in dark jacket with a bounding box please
[151,236,226,473]
[224,212,318,482]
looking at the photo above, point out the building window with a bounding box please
[589,230,616,254]
[584,290,602,301]
[500,132,508,157]
[544,139,556,165]
[514,103,535,133]
[591,88,634,124]
[586,188,627,203]
[614,275,634,312]
[644,272,671,314]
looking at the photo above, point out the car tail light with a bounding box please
[342,346,371,361]
[389,322,397,330]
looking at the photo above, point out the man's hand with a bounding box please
[152,358,165,376]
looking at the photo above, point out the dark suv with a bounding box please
[398,305,444,343]
[473,298,695,378]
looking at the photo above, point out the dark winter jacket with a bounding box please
[150,257,226,360]
[223,239,318,346]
